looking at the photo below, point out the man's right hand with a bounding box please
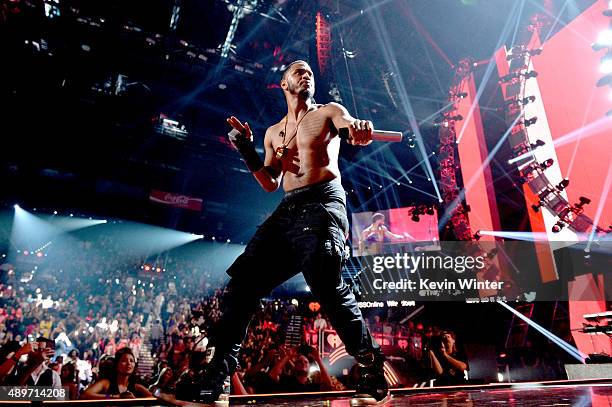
[227,116,253,143]
[225,116,264,173]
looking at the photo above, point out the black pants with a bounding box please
[210,179,381,371]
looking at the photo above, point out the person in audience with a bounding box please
[61,360,80,400]
[81,347,152,400]
[13,339,61,388]
[268,345,333,393]
[0,341,31,384]
[148,366,174,396]
[427,330,469,386]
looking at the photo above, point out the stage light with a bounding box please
[226,239,231,243]
[411,214,420,222]
[539,158,554,169]
[14,204,19,209]
[529,48,542,56]
[522,96,536,105]
[456,92,468,99]
[473,231,481,241]
[600,52,612,73]
[552,221,565,233]
[53,211,57,215]
[538,188,555,201]
[500,71,537,83]
[69,213,74,217]
[574,196,592,210]
[448,114,463,121]
[596,74,612,86]
[426,206,435,216]
[596,29,612,47]
[524,117,538,126]
[530,139,545,148]
[593,42,609,51]
[531,202,542,213]
[556,178,570,191]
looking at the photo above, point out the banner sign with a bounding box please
[149,189,203,211]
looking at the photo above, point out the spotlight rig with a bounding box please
[409,204,436,222]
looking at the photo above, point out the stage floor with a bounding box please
[231,383,612,406]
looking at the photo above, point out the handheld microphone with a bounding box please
[338,127,403,143]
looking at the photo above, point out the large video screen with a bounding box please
[351,207,440,256]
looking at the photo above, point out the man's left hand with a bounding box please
[348,120,373,146]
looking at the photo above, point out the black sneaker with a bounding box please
[174,347,231,406]
[173,368,230,406]
[351,351,391,406]
[194,372,230,406]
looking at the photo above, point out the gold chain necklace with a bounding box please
[275,107,313,159]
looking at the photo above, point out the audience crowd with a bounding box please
[0,232,567,400]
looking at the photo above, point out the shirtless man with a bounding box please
[178,61,390,406]
[359,213,413,255]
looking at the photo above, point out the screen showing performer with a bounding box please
[351,207,440,256]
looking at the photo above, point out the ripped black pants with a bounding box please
[210,179,381,372]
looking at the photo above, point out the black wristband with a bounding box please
[234,137,264,172]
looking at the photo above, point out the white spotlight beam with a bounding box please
[456,0,522,145]
[10,206,64,251]
[365,0,442,202]
[43,216,108,233]
[479,230,553,242]
[498,300,586,363]
[439,114,522,231]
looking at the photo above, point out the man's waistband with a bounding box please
[283,178,345,204]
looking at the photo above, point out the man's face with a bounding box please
[282,62,315,100]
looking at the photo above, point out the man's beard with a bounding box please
[289,82,315,101]
[299,87,314,101]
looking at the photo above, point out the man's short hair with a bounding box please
[281,60,310,82]
[372,213,385,222]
